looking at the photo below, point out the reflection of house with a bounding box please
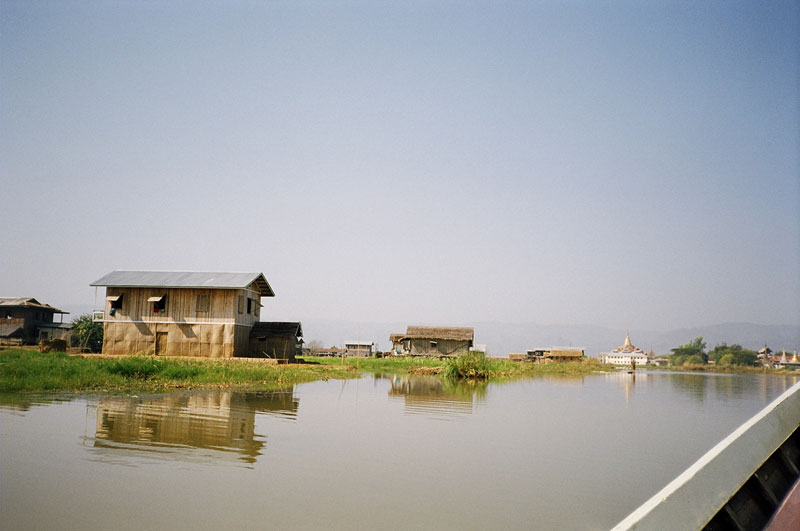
[345,341,374,357]
[249,322,303,362]
[387,374,480,416]
[0,297,71,345]
[599,333,649,366]
[389,326,474,357]
[94,389,298,464]
[526,347,585,362]
[90,271,275,357]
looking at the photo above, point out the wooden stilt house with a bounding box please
[389,326,474,357]
[90,271,275,357]
[0,297,71,345]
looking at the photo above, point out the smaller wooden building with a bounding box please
[389,326,474,357]
[526,348,585,362]
[314,348,346,357]
[249,322,303,362]
[344,341,374,357]
[0,297,71,345]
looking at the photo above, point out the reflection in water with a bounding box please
[91,389,298,466]
[386,375,487,418]
[603,370,643,405]
[603,370,799,405]
[0,393,74,412]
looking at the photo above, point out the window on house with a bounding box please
[148,294,166,313]
[196,294,210,312]
[107,294,124,316]
[430,341,438,349]
[238,295,245,314]
[247,298,253,314]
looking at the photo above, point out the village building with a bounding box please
[0,297,71,345]
[344,341,374,357]
[389,326,474,357]
[599,332,649,366]
[314,348,346,357]
[526,347,585,362]
[757,345,773,365]
[772,348,800,369]
[90,271,275,358]
[249,322,303,362]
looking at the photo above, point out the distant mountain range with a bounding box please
[62,303,799,357]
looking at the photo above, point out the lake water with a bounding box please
[2,371,798,530]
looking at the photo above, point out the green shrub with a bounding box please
[71,314,103,352]
[443,352,492,379]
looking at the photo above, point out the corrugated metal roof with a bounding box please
[0,324,24,338]
[0,297,67,313]
[90,271,275,296]
[250,322,303,338]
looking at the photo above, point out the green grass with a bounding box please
[300,355,445,373]
[304,353,612,380]
[0,349,357,393]
[0,349,615,393]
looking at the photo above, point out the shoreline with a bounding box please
[1,349,795,394]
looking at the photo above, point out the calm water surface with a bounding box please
[2,371,798,530]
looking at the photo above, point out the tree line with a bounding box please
[669,337,758,367]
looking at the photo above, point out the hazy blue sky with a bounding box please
[2,1,798,330]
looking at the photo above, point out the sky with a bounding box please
[2,1,798,331]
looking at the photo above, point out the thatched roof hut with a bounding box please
[389,326,475,357]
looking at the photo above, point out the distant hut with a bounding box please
[249,322,303,362]
[526,348,585,362]
[90,271,275,357]
[0,297,71,345]
[344,341,374,357]
[389,326,474,357]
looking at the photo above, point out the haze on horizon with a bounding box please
[1,1,798,332]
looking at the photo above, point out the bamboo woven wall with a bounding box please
[103,286,260,325]
[409,338,471,357]
[100,283,263,357]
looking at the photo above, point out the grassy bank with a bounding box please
[303,354,612,379]
[643,363,797,374]
[0,349,357,393]
[0,350,616,393]
[300,355,445,373]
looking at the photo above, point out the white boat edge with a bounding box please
[612,379,800,531]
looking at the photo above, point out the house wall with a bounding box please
[100,283,262,357]
[249,336,297,361]
[38,327,72,342]
[408,338,471,357]
[345,344,373,357]
[0,307,56,345]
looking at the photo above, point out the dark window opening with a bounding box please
[107,294,123,316]
[148,295,166,313]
